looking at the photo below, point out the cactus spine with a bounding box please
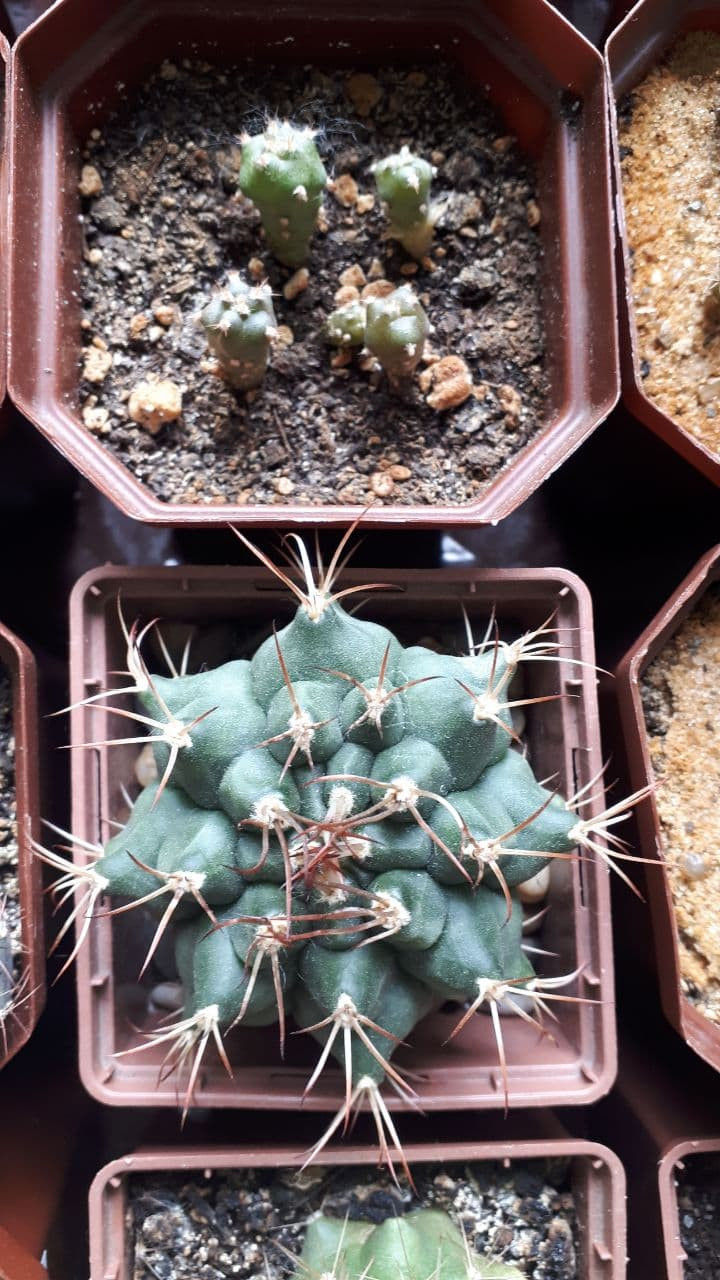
[238,119,328,268]
[200,273,276,390]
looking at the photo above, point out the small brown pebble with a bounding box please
[424,355,473,411]
[431,149,445,166]
[128,377,182,434]
[526,198,541,227]
[388,464,411,481]
[333,284,360,307]
[134,743,158,788]
[361,280,395,300]
[273,476,295,495]
[400,262,419,276]
[283,267,309,301]
[346,72,382,117]
[370,471,395,497]
[493,135,514,153]
[497,384,523,417]
[120,227,134,240]
[331,174,359,208]
[330,350,352,369]
[82,404,110,434]
[406,71,427,87]
[78,164,103,197]
[153,304,175,326]
[82,346,112,383]
[85,247,103,265]
[248,257,265,282]
[339,264,366,289]
[355,193,375,214]
[273,324,294,348]
[129,313,149,339]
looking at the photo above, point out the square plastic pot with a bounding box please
[0,30,10,423]
[89,1138,627,1280]
[659,1139,720,1280]
[615,544,720,1072]
[0,620,43,1068]
[67,563,616,1113]
[606,0,720,489]
[9,0,618,528]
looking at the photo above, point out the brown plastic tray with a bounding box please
[88,1138,627,1280]
[0,30,9,419]
[67,563,616,1111]
[8,0,618,528]
[606,0,720,489]
[615,544,720,1072]
[0,619,43,1069]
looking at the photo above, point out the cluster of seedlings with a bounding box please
[200,126,437,398]
[36,530,650,1174]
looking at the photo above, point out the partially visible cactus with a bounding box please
[298,1210,524,1280]
[372,147,436,260]
[365,285,429,392]
[238,119,328,268]
[200,274,276,391]
[326,299,367,348]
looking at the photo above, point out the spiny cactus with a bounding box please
[326,299,367,348]
[372,146,436,260]
[200,273,276,391]
[238,119,328,268]
[365,286,429,392]
[38,529,651,1175]
[297,1210,523,1280]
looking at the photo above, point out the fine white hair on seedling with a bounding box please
[116,1003,231,1123]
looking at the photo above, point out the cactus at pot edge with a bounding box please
[365,285,429,392]
[298,1209,524,1280]
[200,273,276,390]
[36,529,651,1173]
[372,146,436,260]
[238,119,328,268]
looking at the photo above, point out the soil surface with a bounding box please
[128,1160,578,1280]
[677,1153,720,1279]
[0,665,20,996]
[79,59,548,508]
[641,584,720,1022]
[619,32,720,457]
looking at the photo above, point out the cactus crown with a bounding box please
[238,118,328,268]
[37,530,652,1175]
[200,273,276,390]
[372,146,436,261]
[298,1210,523,1280]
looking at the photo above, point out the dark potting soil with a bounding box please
[79,60,548,508]
[128,1160,578,1280]
[677,1153,720,1279]
[0,665,20,993]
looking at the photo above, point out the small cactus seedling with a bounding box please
[326,300,367,348]
[38,527,653,1175]
[372,146,436,260]
[365,286,429,393]
[200,274,277,391]
[238,119,328,268]
[296,1209,523,1280]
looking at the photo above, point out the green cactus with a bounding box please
[37,531,645,1168]
[298,1209,523,1280]
[237,119,328,268]
[326,299,367,348]
[372,147,436,260]
[200,273,276,390]
[365,286,429,393]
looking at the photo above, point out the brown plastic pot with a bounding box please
[615,544,720,1072]
[0,620,43,1068]
[68,563,616,1111]
[0,30,10,423]
[606,0,720,489]
[89,1138,627,1280]
[659,1139,720,1280]
[9,0,618,529]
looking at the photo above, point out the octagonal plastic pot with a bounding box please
[89,1138,627,1280]
[0,620,43,1069]
[606,0,720,489]
[9,0,618,528]
[66,562,616,1114]
[615,544,720,1072]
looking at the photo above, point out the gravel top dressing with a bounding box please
[619,31,720,457]
[128,1160,578,1280]
[0,665,20,994]
[640,585,720,1024]
[79,59,547,509]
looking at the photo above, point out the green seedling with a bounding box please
[200,273,276,390]
[238,119,328,267]
[372,146,436,260]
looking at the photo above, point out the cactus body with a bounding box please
[365,286,429,393]
[200,274,276,390]
[88,579,579,1104]
[238,120,327,267]
[298,1209,523,1280]
[326,300,367,348]
[373,147,436,260]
